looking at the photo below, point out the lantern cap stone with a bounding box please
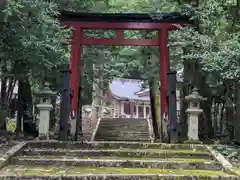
[185,87,206,101]
[35,82,56,97]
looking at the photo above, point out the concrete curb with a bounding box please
[206,145,239,176]
[0,141,27,169]
[90,117,101,141]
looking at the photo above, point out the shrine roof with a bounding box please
[59,11,192,23]
[109,70,183,101]
[109,79,149,101]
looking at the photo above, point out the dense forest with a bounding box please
[0,0,239,142]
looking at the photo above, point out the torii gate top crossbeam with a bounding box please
[60,11,193,30]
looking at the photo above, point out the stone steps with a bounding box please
[22,148,213,159]
[97,126,149,131]
[12,157,222,170]
[1,141,238,179]
[1,166,238,180]
[98,121,148,125]
[95,134,150,141]
[94,118,151,141]
[25,141,209,150]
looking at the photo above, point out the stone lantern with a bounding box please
[36,83,56,139]
[185,87,206,143]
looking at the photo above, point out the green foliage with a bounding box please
[0,0,71,90]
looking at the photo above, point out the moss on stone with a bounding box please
[184,139,202,144]
[2,165,230,176]
[231,168,240,176]
[103,148,209,154]
[24,148,211,156]
[2,141,228,179]
[19,155,215,163]
[26,141,208,151]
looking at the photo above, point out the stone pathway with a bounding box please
[0,141,239,179]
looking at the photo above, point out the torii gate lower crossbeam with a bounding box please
[60,11,192,123]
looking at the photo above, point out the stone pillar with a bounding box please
[130,101,134,117]
[121,102,124,115]
[112,102,115,116]
[136,104,139,118]
[186,109,202,141]
[185,87,206,144]
[36,104,53,139]
[118,102,121,117]
[143,104,146,118]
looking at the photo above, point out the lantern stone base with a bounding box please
[36,103,53,140]
[184,139,202,144]
[186,108,203,142]
[37,134,48,140]
[70,118,77,137]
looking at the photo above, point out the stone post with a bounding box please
[185,87,206,144]
[167,71,178,143]
[36,83,55,139]
[59,70,71,141]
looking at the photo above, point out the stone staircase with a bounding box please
[0,141,239,179]
[94,118,152,141]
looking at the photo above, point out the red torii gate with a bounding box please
[60,11,192,120]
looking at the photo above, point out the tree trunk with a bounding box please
[16,81,23,134]
[76,86,83,140]
[226,107,234,139]
[0,0,7,22]
[212,100,216,134]
[219,103,225,136]
[16,79,37,136]
[193,61,214,139]
[179,59,192,141]
[149,79,160,140]
[214,102,220,135]
[50,96,56,130]
[235,83,240,141]
[225,85,235,140]
[0,60,8,132]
